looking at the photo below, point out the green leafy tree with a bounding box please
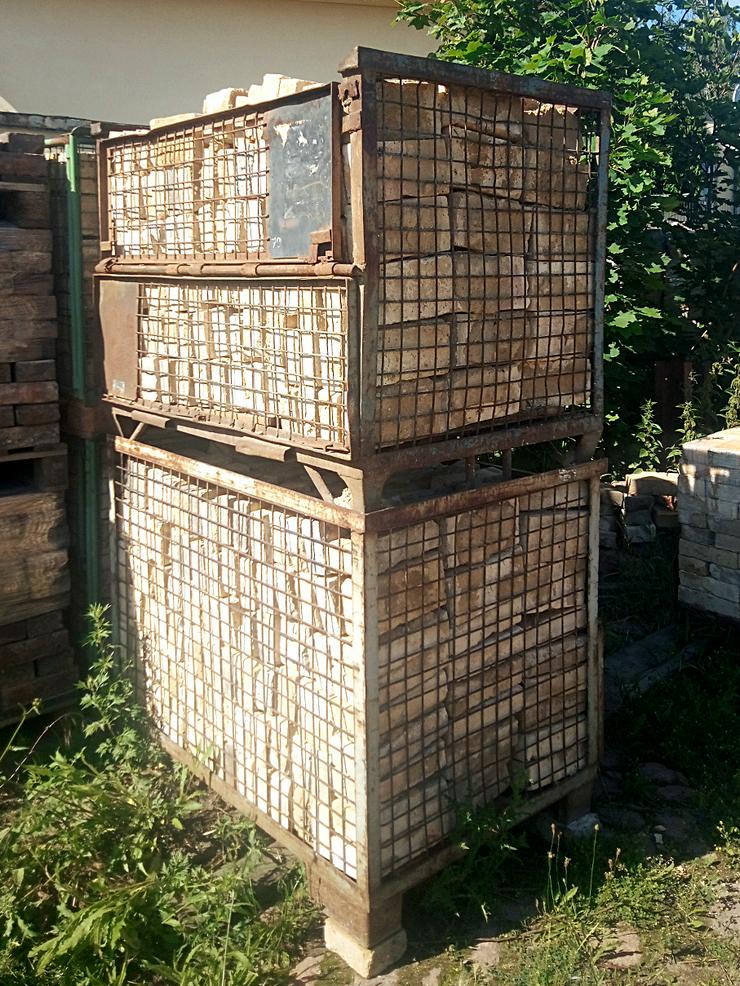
[398,0,740,467]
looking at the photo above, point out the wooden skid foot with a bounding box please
[324,918,407,978]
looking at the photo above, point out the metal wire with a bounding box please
[114,447,358,879]
[375,77,598,449]
[375,471,590,875]
[136,280,349,449]
[107,114,269,260]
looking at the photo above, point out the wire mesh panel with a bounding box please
[369,66,604,449]
[111,438,600,898]
[373,467,593,877]
[134,279,350,449]
[113,440,359,878]
[103,88,334,263]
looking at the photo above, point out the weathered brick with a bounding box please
[679,555,709,577]
[680,573,740,603]
[679,540,738,567]
[708,563,740,589]
[678,585,740,619]
[680,525,713,544]
[714,533,740,552]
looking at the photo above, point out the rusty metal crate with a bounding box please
[110,435,603,973]
[98,85,341,267]
[97,49,609,490]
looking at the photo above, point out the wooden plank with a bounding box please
[0,154,48,180]
[0,628,70,669]
[0,250,52,273]
[0,337,56,362]
[0,296,56,320]
[0,189,51,229]
[0,424,60,451]
[0,381,58,405]
[13,359,56,382]
[15,403,60,425]
[0,272,54,295]
[0,225,51,251]
[0,180,46,193]
[2,669,77,708]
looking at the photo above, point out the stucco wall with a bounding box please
[1,0,434,123]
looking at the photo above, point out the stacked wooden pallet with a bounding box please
[678,427,740,621]
[0,133,74,724]
[0,134,60,451]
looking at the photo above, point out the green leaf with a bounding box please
[611,311,638,328]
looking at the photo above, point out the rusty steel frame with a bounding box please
[110,434,604,950]
[94,47,610,495]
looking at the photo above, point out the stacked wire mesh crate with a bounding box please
[97,48,610,975]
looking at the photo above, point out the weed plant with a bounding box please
[0,605,314,985]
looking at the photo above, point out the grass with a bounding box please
[0,606,316,986]
[394,616,740,986]
[3,581,740,985]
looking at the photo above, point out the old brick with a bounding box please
[708,563,740,589]
[679,556,709,577]
[678,585,739,619]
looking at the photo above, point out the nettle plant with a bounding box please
[399,0,740,469]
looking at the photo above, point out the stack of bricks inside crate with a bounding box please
[0,132,74,724]
[95,48,609,975]
[679,427,740,621]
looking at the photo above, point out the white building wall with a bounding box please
[1,0,434,123]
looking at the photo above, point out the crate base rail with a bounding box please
[107,400,602,509]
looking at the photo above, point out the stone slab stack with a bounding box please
[679,427,740,621]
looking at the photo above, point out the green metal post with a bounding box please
[64,131,101,613]
[65,130,86,401]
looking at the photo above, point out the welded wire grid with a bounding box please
[376,474,590,876]
[106,113,268,260]
[375,77,599,449]
[136,280,349,448]
[114,448,359,878]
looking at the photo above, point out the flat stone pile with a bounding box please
[678,427,740,621]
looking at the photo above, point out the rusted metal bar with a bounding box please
[338,47,612,111]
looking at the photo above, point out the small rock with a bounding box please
[353,971,400,986]
[598,805,647,833]
[707,882,740,940]
[601,926,643,969]
[638,762,689,786]
[565,812,601,839]
[657,784,696,805]
[290,953,324,984]
[469,939,501,969]
[422,968,443,986]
